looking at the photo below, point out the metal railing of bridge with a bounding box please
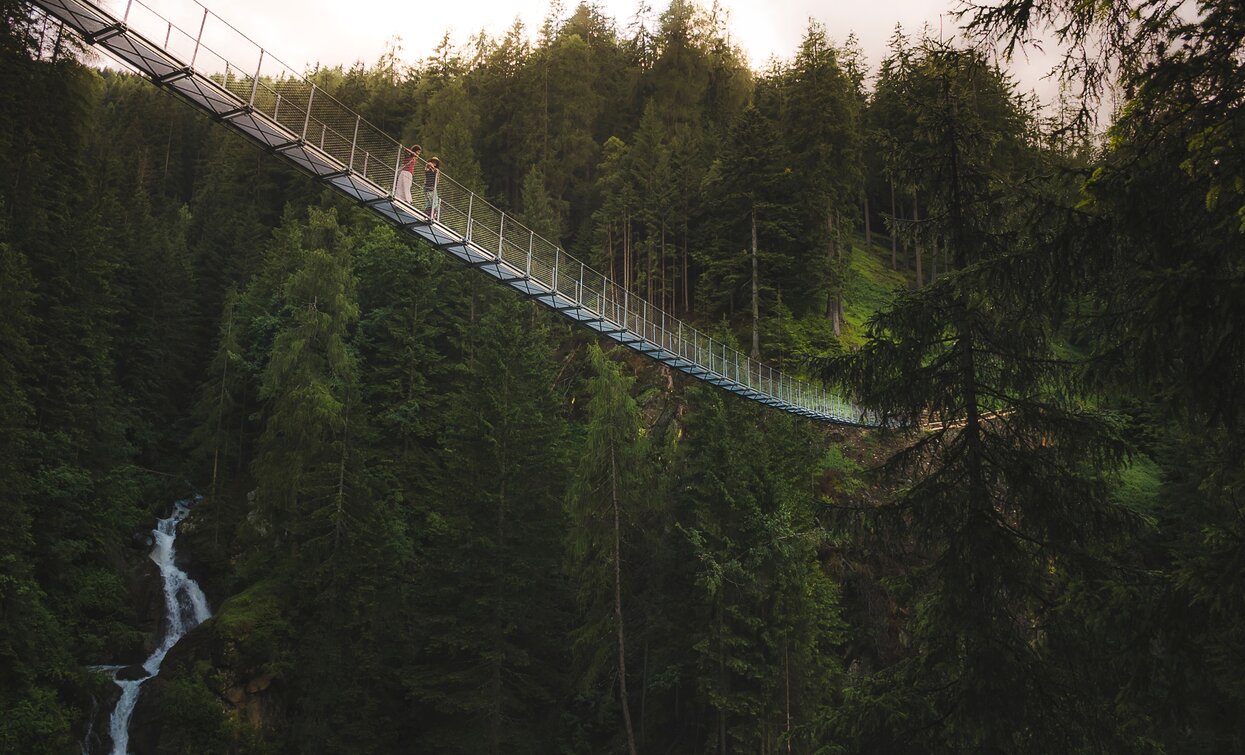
[30,0,876,426]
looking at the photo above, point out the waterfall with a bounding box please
[107,498,212,755]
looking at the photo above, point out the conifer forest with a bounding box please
[3,0,1245,751]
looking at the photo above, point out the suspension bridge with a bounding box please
[30,0,876,426]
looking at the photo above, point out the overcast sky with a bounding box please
[128,0,1060,102]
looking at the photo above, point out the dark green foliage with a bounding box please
[698,105,801,348]
[518,164,565,243]
[251,207,359,546]
[149,676,232,755]
[565,345,646,754]
[820,44,1135,752]
[782,21,864,333]
[958,1,1245,749]
[353,223,449,482]
[0,12,204,746]
[670,383,845,753]
[7,1,1245,752]
[405,290,573,754]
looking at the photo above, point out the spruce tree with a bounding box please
[404,287,571,754]
[672,381,845,753]
[252,207,360,553]
[698,104,800,353]
[781,21,863,334]
[568,344,646,755]
[820,45,1131,752]
[963,3,1245,745]
[0,211,79,753]
[518,164,565,244]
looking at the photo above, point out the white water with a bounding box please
[108,499,212,755]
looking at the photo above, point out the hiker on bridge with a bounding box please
[424,157,441,220]
[395,144,421,205]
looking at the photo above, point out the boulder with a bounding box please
[116,664,150,682]
[127,676,167,755]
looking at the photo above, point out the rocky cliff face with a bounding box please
[128,574,292,753]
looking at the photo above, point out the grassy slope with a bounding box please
[841,232,909,348]
[782,230,908,355]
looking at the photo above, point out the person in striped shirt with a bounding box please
[423,157,441,220]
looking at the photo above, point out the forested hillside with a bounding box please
[1,0,1243,752]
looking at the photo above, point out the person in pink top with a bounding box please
[395,143,421,205]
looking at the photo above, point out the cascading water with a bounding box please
[107,498,212,755]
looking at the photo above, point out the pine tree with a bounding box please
[252,207,360,552]
[406,289,572,754]
[353,224,450,485]
[474,21,542,205]
[590,135,637,288]
[698,104,800,355]
[518,164,565,244]
[869,25,915,274]
[0,209,78,753]
[960,3,1245,746]
[541,30,604,205]
[629,104,675,306]
[781,20,863,334]
[672,378,844,753]
[567,344,646,755]
[821,44,1131,752]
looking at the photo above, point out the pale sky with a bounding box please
[119,0,1060,102]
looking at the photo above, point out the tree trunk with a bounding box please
[333,399,350,555]
[660,221,667,312]
[863,194,872,248]
[751,207,760,359]
[836,209,845,330]
[163,118,173,190]
[913,195,923,288]
[641,638,649,749]
[785,641,792,753]
[945,83,998,754]
[542,59,549,165]
[210,303,234,505]
[234,400,245,476]
[827,210,841,336]
[648,236,654,307]
[607,225,615,286]
[491,440,507,755]
[717,602,727,755]
[890,181,898,270]
[682,219,689,314]
[624,211,632,293]
[611,446,639,755]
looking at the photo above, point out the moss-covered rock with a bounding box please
[130,579,294,754]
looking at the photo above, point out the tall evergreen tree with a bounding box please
[0,208,79,753]
[781,21,863,334]
[407,290,572,754]
[252,207,360,553]
[672,382,845,753]
[964,3,1245,746]
[699,104,800,356]
[821,44,1132,752]
[518,164,566,244]
[568,345,647,755]
[590,135,637,288]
